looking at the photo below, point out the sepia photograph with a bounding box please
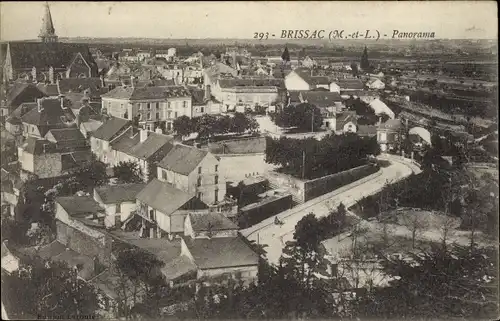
[0,1,498,320]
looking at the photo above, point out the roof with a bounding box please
[188,213,238,232]
[161,255,197,281]
[292,68,330,86]
[22,240,95,280]
[101,85,190,101]
[80,119,103,133]
[187,87,206,105]
[10,102,37,119]
[92,116,130,141]
[4,83,46,107]
[129,132,174,160]
[136,179,194,215]
[337,111,358,128]
[90,269,143,301]
[335,78,365,90]
[20,98,75,126]
[158,145,208,176]
[36,83,59,96]
[22,137,56,154]
[408,127,432,145]
[218,78,283,88]
[46,127,85,142]
[357,125,378,136]
[110,130,140,153]
[183,237,259,270]
[57,77,107,97]
[56,195,104,217]
[288,90,304,104]
[94,183,146,204]
[378,118,402,131]
[7,42,97,71]
[369,99,395,119]
[300,91,342,107]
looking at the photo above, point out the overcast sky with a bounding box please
[0,1,497,41]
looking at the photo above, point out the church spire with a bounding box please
[39,2,58,43]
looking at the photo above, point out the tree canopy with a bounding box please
[269,103,323,132]
[113,161,144,184]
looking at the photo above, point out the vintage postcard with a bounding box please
[0,1,498,320]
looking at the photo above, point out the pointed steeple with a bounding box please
[39,2,58,43]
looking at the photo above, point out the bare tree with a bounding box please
[400,213,430,249]
[439,214,457,251]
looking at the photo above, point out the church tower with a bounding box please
[39,2,58,43]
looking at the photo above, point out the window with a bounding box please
[147,112,152,120]
[147,103,151,110]
[167,102,171,109]
[183,101,187,108]
[149,209,155,221]
[162,170,167,180]
[174,112,178,118]
[116,203,121,213]
[156,112,160,120]
[167,111,172,119]
[198,167,202,174]
[214,175,218,184]
[197,177,202,187]
[214,189,219,203]
[200,107,204,113]
[155,102,159,109]
[215,165,218,172]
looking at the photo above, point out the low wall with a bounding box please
[208,136,266,154]
[237,193,293,229]
[304,164,379,202]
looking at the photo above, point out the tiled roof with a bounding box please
[357,125,377,136]
[293,68,330,86]
[22,137,56,154]
[80,120,103,134]
[56,195,104,217]
[136,179,194,215]
[7,42,97,71]
[101,85,190,101]
[4,83,46,107]
[10,102,37,119]
[183,236,259,270]
[158,145,208,176]
[36,83,59,96]
[300,91,342,107]
[129,132,174,160]
[20,98,75,126]
[161,255,197,281]
[94,183,146,204]
[91,117,130,141]
[218,78,284,88]
[336,111,358,128]
[57,77,108,97]
[187,87,206,105]
[110,130,140,153]
[46,127,85,142]
[188,213,238,232]
[335,78,365,90]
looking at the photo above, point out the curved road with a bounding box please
[242,155,420,264]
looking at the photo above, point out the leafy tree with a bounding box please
[113,161,144,183]
[281,46,290,62]
[172,115,193,137]
[196,114,218,141]
[230,112,250,134]
[2,256,100,319]
[355,244,498,320]
[293,213,323,253]
[271,103,323,132]
[360,46,370,71]
[76,157,108,190]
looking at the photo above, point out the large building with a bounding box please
[2,3,98,82]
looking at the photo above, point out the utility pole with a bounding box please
[311,109,314,133]
[302,150,306,179]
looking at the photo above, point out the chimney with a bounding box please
[49,67,54,84]
[140,127,149,143]
[56,78,61,96]
[60,96,66,109]
[204,85,211,101]
[31,67,37,82]
[155,127,163,134]
[37,98,44,112]
[100,75,105,88]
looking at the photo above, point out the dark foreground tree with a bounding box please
[113,161,144,183]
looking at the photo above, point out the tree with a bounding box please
[2,256,100,319]
[355,244,498,320]
[172,115,193,137]
[196,114,218,141]
[360,46,370,71]
[281,46,290,62]
[230,112,250,134]
[76,157,108,189]
[113,161,144,183]
[400,213,429,248]
[293,213,322,253]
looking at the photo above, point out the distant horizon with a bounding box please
[1,2,497,41]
